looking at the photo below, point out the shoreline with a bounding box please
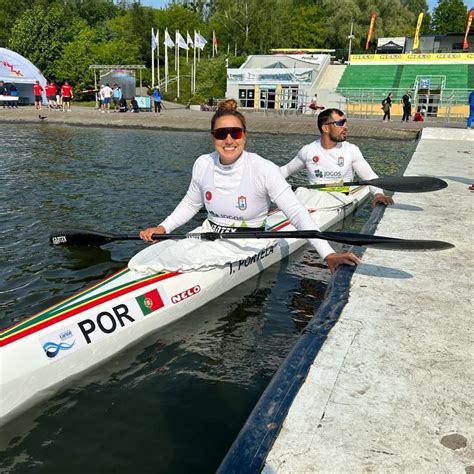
[1,103,465,140]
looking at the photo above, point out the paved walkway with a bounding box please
[0,103,467,139]
[218,128,473,473]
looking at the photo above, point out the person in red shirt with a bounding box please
[33,80,43,110]
[61,81,73,112]
[45,81,58,110]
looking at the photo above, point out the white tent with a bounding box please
[0,47,47,104]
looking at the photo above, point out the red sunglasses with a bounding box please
[211,127,245,140]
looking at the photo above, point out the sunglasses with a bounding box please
[326,118,347,127]
[211,127,245,140]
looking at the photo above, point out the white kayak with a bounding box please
[0,186,370,426]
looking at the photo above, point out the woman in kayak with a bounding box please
[140,99,360,273]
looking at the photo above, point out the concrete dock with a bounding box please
[219,128,473,472]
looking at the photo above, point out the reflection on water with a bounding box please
[0,125,416,473]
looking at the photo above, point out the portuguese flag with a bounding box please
[135,289,164,316]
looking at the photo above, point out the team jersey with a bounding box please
[45,84,57,96]
[61,84,73,97]
[160,150,334,260]
[280,139,383,195]
[33,84,43,96]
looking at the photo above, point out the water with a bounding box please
[0,125,416,472]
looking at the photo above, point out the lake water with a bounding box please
[0,125,416,472]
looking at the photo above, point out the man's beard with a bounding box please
[329,131,347,143]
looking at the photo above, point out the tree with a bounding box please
[8,5,87,78]
[401,0,432,33]
[431,0,468,33]
[287,5,327,48]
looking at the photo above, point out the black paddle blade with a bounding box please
[315,231,454,251]
[49,229,136,246]
[372,176,448,193]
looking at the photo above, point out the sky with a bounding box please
[139,0,474,11]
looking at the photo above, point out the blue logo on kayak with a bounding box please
[43,340,75,358]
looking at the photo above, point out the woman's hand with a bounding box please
[324,252,361,274]
[139,225,166,243]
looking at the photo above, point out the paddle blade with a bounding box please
[372,176,448,193]
[317,231,454,251]
[49,229,137,246]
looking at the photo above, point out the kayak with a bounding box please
[0,186,370,426]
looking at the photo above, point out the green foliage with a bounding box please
[8,5,88,78]
[431,0,468,34]
[287,5,328,48]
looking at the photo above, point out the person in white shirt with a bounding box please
[140,100,361,273]
[280,108,394,207]
[100,83,113,113]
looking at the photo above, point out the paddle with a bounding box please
[294,176,447,193]
[49,228,453,251]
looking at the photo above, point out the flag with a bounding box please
[151,30,158,49]
[187,31,194,48]
[176,31,188,50]
[413,13,424,50]
[135,289,164,316]
[213,30,218,55]
[463,9,473,50]
[195,31,207,50]
[164,29,175,48]
[365,12,377,50]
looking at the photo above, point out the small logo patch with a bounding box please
[205,191,212,201]
[237,195,247,211]
[337,157,344,167]
[312,156,319,163]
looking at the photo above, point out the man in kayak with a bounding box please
[280,108,394,207]
[140,100,361,273]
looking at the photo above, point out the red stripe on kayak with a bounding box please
[0,270,181,347]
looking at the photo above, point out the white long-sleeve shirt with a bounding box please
[280,139,383,195]
[160,150,335,260]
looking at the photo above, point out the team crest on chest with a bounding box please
[237,195,247,211]
[312,156,319,163]
[337,156,344,167]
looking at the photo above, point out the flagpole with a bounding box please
[165,29,168,92]
[193,30,197,93]
[151,28,155,88]
[157,30,160,86]
[186,30,189,64]
[175,30,178,72]
[177,30,180,98]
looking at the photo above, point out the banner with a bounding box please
[413,13,424,50]
[463,9,473,50]
[351,53,474,64]
[365,13,377,50]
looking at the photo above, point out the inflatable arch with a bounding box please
[0,47,47,104]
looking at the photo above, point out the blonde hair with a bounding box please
[211,99,246,131]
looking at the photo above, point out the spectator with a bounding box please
[112,84,122,111]
[118,97,128,112]
[0,81,8,108]
[100,83,113,113]
[152,86,162,115]
[33,80,43,110]
[382,92,392,121]
[61,81,73,112]
[413,108,425,122]
[46,81,58,110]
[8,83,18,108]
[401,89,412,122]
[467,90,474,130]
[130,97,140,113]
[308,94,324,115]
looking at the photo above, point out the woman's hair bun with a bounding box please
[218,99,238,111]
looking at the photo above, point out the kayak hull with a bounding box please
[0,186,370,426]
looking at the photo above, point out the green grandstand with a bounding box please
[337,64,474,101]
